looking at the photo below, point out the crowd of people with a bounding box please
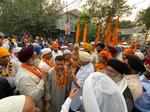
[0,32,150,112]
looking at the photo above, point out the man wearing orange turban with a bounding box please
[123,48,134,59]
[95,50,112,71]
[51,42,63,60]
[52,42,59,49]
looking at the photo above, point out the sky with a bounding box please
[62,0,150,21]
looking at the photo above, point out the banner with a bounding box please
[104,16,112,46]
[112,16,120,46]
[75,19,80,43]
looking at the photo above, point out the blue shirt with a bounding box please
[135,75,150,112]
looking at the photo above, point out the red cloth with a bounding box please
[144,57,150,66]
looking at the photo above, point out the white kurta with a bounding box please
[125,75,143,101]
[70,63,95,111]
[60,98,72,112]
[83,72,128,112]
[15,66,44,107]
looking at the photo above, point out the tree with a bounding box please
[74,10,96,42]
[82,0,131,20]
[77,11,100,42]
[81,0,131,42]
[0,0,63,36]
[137,7,150,30]
[120,20,135,28]
[137,7,150,41]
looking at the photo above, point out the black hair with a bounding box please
[55,55,64,62]
[96,43,105,49]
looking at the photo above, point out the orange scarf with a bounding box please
[95,63,106,71]
[21,63,43,79]
[55,66,68,88]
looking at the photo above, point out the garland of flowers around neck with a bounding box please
[22,63,43,79]
[55,66,68,88]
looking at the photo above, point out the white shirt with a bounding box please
[60,98,72,112]
[76,63,95,87]
[70,63,95,111]
[15,66,44,104]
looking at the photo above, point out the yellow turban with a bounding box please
[82,42,93,52]
[0,48,10,58]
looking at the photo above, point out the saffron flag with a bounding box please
[83,23,88,42]
[75,19,80,43]
[112,16,120,46]
[104,16,113,46]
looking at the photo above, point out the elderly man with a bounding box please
[39,48,54,73]
[16,46,45,110]
[70,51,95,112]
[83,72,128,112]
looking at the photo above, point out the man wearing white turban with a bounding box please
[39,48,53,73]
[0,95,39,112]
[78,51,92,63]
[70,51,95,111]
[60,72,128,112]
[83,72,128,112]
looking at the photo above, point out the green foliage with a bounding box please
[120,20,135,28]
[82,0,131,20]
[89,23,96,41]
[78,11,97,41]
[80,11,90,24]
[81,0,131,41]
[137,7,150,30]
[0,0,62,35]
